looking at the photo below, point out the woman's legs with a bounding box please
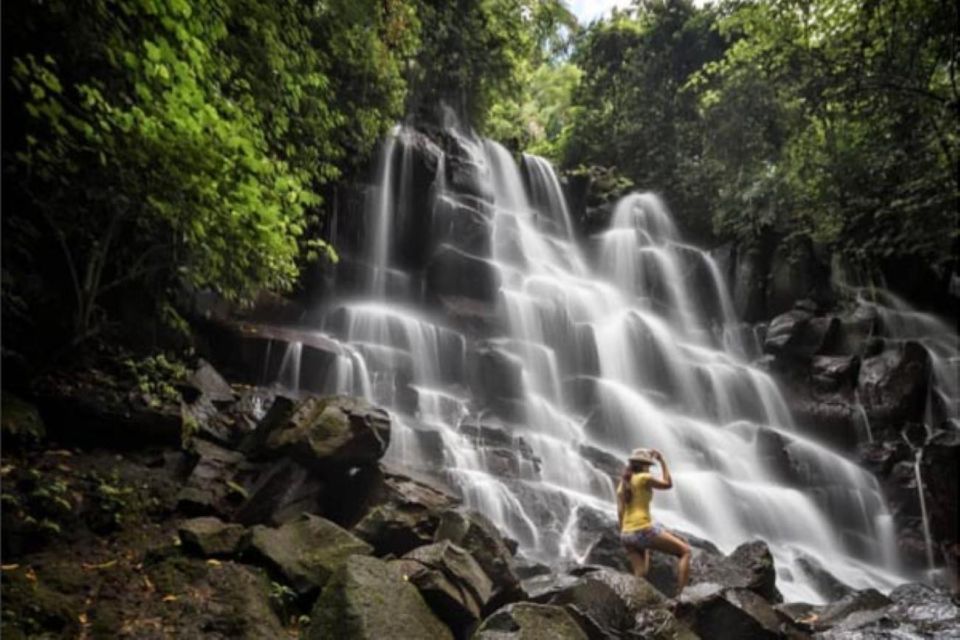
[647,531,691,594]
[625,548,650,577]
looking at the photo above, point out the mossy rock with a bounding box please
[308,555,453,640]
[1,566,83,638]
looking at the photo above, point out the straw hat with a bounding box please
[628,448,655,465]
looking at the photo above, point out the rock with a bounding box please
[36,369,182,448]
[811,355,860,391]
[813,587,891,629]
[793,552,853,601]
[248,395,390,473]
[732,245,769,323]
[427,244,502,305]
[446,149,493,203]
[433,195,494,257]
[353,470,459,556]
[185,359,236,404]
[836,303,880,355]
[691,540,782,603]
[473,602,589,640]
[676,584,784,640]
[812,583,960,638]
[233,459,325,526]
[0,392,46,448]
[308,554,453,640]
[764,309,839,359]
[247,513,372,595]
[921,429,960,553]
[178,517,246,557]
[857,341,930,433]
[144,556,286,639]
[469,344,525,405]
[528,570,635,639]
[435,508,522,604]
[767,239,829,317]
[176,439,246,518]
[393,541,494,631]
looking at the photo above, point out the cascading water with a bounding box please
[262,119,912,603]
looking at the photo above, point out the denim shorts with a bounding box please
[620,523,663,550]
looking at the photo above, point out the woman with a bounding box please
[617,447,691,595]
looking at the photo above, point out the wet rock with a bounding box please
[768,239,829,317]
[308,554,453,640]
[427,243,502,305]
[247,395,390,473]
[438,295,504,337]
[434,196,494,257]
[764,309,839,359]
[447,153,494,203]
[473,602,589,640]
[692,540,782,603]
[813,587,891,630]
[732,245,769,323]
[247,513,372,596]
[836,303,880,355]
[435,508,522,604]
[922,429,960,553]
[793,552,854,601]
[811,355,860,391]
[858,341,930,433]
[470,345,525,405]
[676,583,785,640]
[178,517,246,557]
[353,470,459,556]
[393,541,494,631]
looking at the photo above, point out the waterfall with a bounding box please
[256,121,914,603]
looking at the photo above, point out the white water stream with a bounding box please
[266,123,915,603]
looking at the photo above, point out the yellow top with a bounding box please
[619,472,653,532]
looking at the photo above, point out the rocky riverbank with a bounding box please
[3,358,957,638]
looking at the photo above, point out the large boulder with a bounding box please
[176,439,247,518]
[232,458,325,526]
[691,540,782,603]
[435,508,522,605]
[812,587,891,630]
[472,602,589,640]
[767,239,830,317]
[921,429,959,558]
[353,470,459,556]
[308,555,453,640]
[245,395,390,473]
[676,583,785,640]
[857,341,930,434]
[247,513,372,596]
[427,244,503,305]
[393,541,494,631]
[178,517,246,557]
[567,566,699,640]
[469,345,526,405]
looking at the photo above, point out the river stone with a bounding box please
[178,517,246,557]
[393,541,494,631]
[529,570,633,638]
[472,602,589,640]
[247,513,372,595]
[308,555,453,640]
[256,395,390,472]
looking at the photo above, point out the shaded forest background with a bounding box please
[3,0,957,370]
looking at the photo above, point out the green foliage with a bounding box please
[123,353,188,408]
[4,0,417,347]
[562,0,727,240]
